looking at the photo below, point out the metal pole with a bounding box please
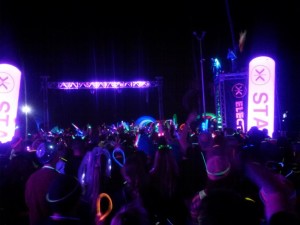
[155,76,164,120]
[41,76,50,131]
[199,35,206,118]
[193,31,206,118]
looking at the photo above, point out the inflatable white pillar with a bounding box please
[247,56,275,134]
[0,64,22,143]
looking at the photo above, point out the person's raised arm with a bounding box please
[245,162,297,223]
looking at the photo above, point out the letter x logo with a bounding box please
[232,83,247,98]
[254,68,266,81]
[251,65,270,85]
[0,73,14,93]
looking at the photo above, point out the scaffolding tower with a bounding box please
[214,72,248,130]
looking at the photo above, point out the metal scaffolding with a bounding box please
[214,72,247,129]
[41,77,164,129]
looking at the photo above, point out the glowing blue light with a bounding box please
[213,58,221,70]
[227,49,237,61]
[211,58,222,75]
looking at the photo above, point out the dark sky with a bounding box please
[0,0,299,130]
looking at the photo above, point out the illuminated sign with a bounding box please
[0,64,21,143]
[232,82,247,132]
[247,56,275,134]
[235,101,245,131]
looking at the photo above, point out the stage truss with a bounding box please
[214,72,247,129]
[47,81,160,89]
[41,77,164,130]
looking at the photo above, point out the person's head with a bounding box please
[151,144,179,175]
[212,131,225,146]
[203,154,239,191]
[150,144,179,196]
[35,140,62,166]
[262,128,269,137]
[198,188,261,225]
[70,136,86,156]
[121,152,149,198]
[110,201,151,225]
[46,174,82,215]
[205,155,231,181]
[198,131,213,151]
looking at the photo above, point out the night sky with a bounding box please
[0,1,299,132]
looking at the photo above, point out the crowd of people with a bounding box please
[0,110,300,225]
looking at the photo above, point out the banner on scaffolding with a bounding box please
[223,74,248,132]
